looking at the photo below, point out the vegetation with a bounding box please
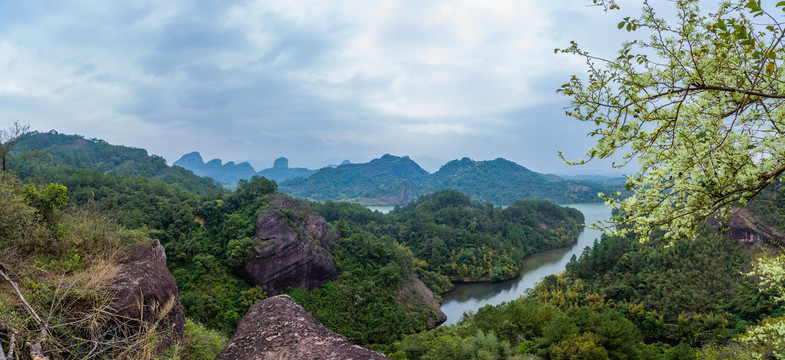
[5,127,784,359]
[0,122,31,173]
[14,131,224,195]
[424,157,607,204]
[281,154,428,205]
[313,190,583,282]
[289,226,448,345]
[281,154,616,207]
[386,226,783,359]
[558,0,785,241]
[559,1,785,356]
[0,174,177,359]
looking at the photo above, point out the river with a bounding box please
[439,202,611,326]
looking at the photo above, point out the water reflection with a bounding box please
[439,203,611,325]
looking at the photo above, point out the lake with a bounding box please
[365,205,396,214]
[439,202,611,325]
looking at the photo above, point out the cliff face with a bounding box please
[173,151,257,184]
[109,239,186,349]
[217,295,389,360]
[711,207,785,246]
[236,196,339,296]
[397,276,447,328]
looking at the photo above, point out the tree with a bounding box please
[558,0,785,241]
[0,122,30,173]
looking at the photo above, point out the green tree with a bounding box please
[0,121,30,173]
[558,0,785,241]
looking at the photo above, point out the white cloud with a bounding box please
[0,0,636,174]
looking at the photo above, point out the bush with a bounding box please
[181,318,229,360]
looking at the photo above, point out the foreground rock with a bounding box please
[217,295,389,360]
[237,195,340,296]
[109,239,186,349]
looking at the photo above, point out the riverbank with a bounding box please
[438,203,611,325]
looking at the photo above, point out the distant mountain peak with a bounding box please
[174,151,256,184]
[273,157,289,169]
[173,152,204,167]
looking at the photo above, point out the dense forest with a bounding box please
[279,154,614,206]
[384,227,784,359]
[311,190,584,282]
[2,131,784,359]
[1,133,589,357]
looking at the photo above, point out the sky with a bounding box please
[0,0,642,175]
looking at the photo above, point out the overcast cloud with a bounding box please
[0,0,642,174]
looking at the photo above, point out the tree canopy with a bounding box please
[0,121,30,173]
[559,0,785,241]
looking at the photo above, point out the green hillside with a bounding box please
[281,154,428,205]
[424,157,607,204]
[279,155,614,206]
[13,131,224,195]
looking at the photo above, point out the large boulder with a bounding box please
[109,239,186,349]
[237,196,339,296]
[217,295,389,360]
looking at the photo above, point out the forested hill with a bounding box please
[310,189,584,282]
[280,154,429,205]
[279,154,614,205]
[13,131,224,195]
[424,157,607,204]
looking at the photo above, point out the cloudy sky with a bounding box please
[0,0,640,174]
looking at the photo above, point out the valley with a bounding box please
[0,130,783,360]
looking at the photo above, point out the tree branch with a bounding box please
[0,266,49,360]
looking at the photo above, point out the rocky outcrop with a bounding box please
[237,196,339,296]
[109,239,186,349]
[173,151,257,184]
[217,295,389,360]
[397,276,447,328]
[273,157,289,169]
[710,208,785,246]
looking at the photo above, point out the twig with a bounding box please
[0,267,49,360]
[7,331,14,360]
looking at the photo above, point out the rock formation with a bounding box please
[397,276,448,328]
[236,195,339,296]
[173,151,257,184]
[273,157,289,169]
[217,295,389,360]
[109,239,186,349]
[710,207,785,246]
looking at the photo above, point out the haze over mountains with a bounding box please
[176,151,620,206]
[173,152,317,185]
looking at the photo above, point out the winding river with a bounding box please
[439,202,611,326]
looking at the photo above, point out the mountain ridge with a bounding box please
[280,154,613,205]
[174,152,317,185]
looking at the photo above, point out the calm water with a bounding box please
[365,205,396,214]
[439,203,611,325]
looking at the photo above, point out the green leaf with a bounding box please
[778,0,785,6]
[715,20,727,32]
[618,21,625,29]
[745,0,762,13]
